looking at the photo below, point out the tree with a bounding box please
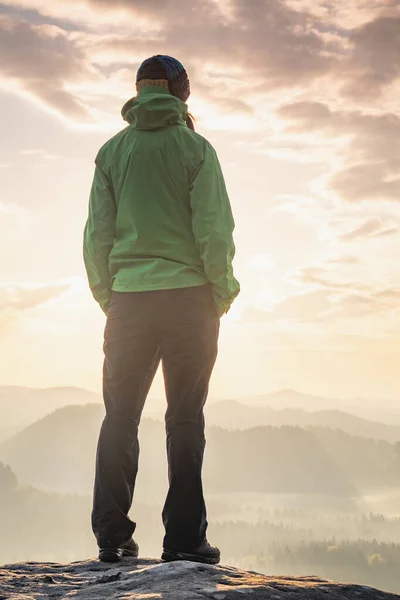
[0,461,18,491]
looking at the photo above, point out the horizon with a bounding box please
[1,382,399,404]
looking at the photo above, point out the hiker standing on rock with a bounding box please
[83,55,240,564]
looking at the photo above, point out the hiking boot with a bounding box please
[121,537,139,557]
[162,540,220,565]
[98,538,139,563]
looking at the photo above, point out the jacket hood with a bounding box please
[121,86,188,130]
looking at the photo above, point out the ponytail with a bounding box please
[186,114,195,131]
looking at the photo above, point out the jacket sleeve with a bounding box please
[83,163,116,315]
[189,141,240,317]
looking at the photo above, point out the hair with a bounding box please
[186,114,195,131]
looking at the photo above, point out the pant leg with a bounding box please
[92,291,161,548]
[160,284,220,551]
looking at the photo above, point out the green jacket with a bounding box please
[83,86,240,317]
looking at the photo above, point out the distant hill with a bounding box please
[201,401,400,442]
[4,459,400,593]
[234,390,400,426]
[0,460,94,563]
[3,385,400,433]
[244,389,334,409]
[0,385,170,433]
[1,403,400,498]
[0,426,22,444]
[0,404,167,496]
[0,404,105,493]
[0,385,101,430]
[0,460,164,563]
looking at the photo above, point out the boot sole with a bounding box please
[122,549,139,558]
[98,549,123,563]
[161,549,220,565]
[99,546,138,562]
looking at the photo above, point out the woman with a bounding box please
[83,55,240,564]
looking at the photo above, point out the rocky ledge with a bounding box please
[0,558,399,599]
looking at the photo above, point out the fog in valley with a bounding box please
[2,386,400,593]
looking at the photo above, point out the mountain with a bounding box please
[0,385,169,433]
[1,403,400,498]
[0,385,101,430]
[244,389,335,409]
[0,403,105,493]
[201,401,400,442]
[2,385,400,433]
[0,426,22,443]
[0,404,168,496]
[236,390,400,426]
[0,460,94,564]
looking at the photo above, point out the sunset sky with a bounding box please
[1,0,400,400]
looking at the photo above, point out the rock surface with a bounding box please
[0,558,399,599]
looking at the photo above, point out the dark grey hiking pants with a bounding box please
[92,284,220,551]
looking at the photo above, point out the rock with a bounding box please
[0,558,399,599]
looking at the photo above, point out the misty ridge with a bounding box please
[3,385,400,438]
[3,402,400,498]
[2,386,400,500]
[3,386,400,593]
[4,457,400,593]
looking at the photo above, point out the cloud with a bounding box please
[278,101,400,202]
[73,2,333,80]
[243,278,400,327]
[292,266,400,320]
[0,15,93,119]
[331,163,400,203]
[327,255,361,265]
[113,1,330,85]
[283,0,394,28]
[279,101,332,127]
[243,289,334,324]
[0,202,28,217]
[282,3,400,102]
[0,282,70,335]
[1,0,332,85]
[279,100,400,149]
[2,0,399,130]
[340,218,399,241]
[0,0,334,124]
[340,13,400,101]
[20,149,47,155]
[1,0,400,129]
[0,283,69,312]
[295,267,372,293]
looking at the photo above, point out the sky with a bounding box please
[0,0,400,400]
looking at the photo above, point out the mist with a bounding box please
[2,386,400,594]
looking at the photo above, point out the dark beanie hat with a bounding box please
[136,55,190,103]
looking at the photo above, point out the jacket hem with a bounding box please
[111,279,208,293]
